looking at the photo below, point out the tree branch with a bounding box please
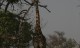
[0,0,5,9]
[39,4,51,12]
[24,0,51,12]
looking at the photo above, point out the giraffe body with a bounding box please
[33,33,46,48]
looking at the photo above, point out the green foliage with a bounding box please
[0,11,18,35]
[0,10,33,47]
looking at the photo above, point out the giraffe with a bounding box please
[32,0,46,48]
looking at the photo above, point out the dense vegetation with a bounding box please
[0,10,33,48]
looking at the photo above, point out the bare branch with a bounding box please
[18,10,28,15]
[24,0,32,5]
[0,0,5,9]
[24,0,51,12]
[39,4,51,12]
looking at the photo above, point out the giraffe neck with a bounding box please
[33,1,46,48]
[35,0,42,34]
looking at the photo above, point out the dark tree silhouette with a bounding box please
[48,31,77,48]
[0,10,33,48]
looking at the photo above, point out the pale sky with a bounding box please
[4,0,80,42]
[37,0,80,42]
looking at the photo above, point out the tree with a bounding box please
[0,0,50,48]
[48,31,77,48]
[0,10,33,48]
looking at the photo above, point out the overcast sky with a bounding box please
[37,0,80,42]
[7,0,80,42]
